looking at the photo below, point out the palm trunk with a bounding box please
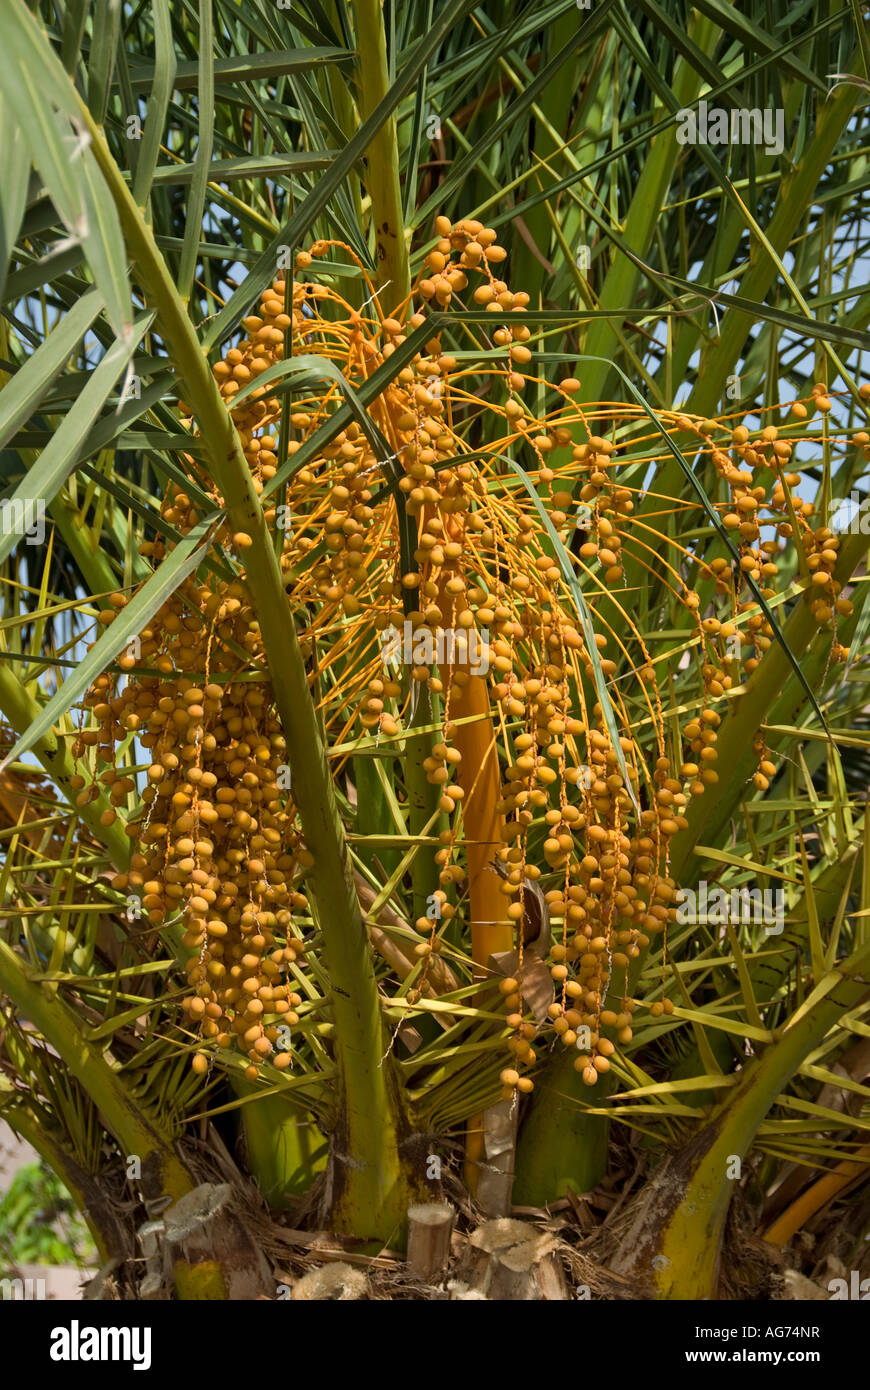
[0,937,272,1297]
[610,939,870,1297]
[436,551,514,1200]
[352,0,411,307]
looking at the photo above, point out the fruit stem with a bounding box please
[352,0,412,307]
[74,95,415,1242]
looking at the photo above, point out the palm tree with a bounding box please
[0,0,869,1300]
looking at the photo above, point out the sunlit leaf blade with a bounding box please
[0,291,104,450]
[0,93,32,305]
[0,315,152,567]
[131,0,176,209]
[87,0,122,125]
[0,511,220,773]
[1,0,132,340]
[177,0,214,306]
[127,47,355,90]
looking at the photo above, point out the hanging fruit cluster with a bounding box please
[78,270,312,1081]
[75,217,864,1099]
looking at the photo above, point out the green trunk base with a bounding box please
[172,1260,227,1300]
[513,1051,614,1205]
[240,1088,328,1209]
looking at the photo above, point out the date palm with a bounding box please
[0,0,869,1300]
